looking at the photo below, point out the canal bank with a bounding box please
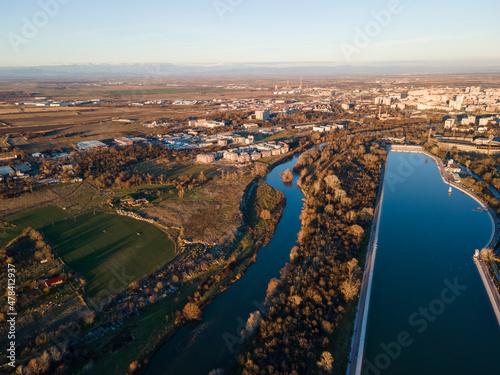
[346,158,387,375]
[352,148,500,375]
[473,252,500,325]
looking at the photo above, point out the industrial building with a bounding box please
[76,140,108,151]
[114,137,147,146]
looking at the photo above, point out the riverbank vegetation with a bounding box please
[0,173,287,374]
[0,132,298,374]
[236,133,387,374]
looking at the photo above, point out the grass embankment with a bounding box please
[89,181,286,375]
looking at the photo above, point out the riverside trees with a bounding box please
[237,135,386,374]
[280,169,293,183]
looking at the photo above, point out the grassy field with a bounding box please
[42,211,176,301]
[0,227,23,247]
[132,160,215,179]
[5,205,71,228]
[88,182,286,375]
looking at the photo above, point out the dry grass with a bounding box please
[144,174,254,243]
[0,182,104,219]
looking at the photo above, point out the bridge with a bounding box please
[387,144,424,153]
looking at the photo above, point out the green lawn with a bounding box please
[5,205,71,229]
[42,211,176,301]
[0,227,23,247]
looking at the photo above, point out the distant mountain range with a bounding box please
[0,63,499,79]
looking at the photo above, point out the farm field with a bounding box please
[5,205,71,228]
[107,87,238,96]
[42,211,176,301]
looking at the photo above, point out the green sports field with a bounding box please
[5,205,71,229]
[40,211,176,301]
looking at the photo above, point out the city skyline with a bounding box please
[2,0,500,68]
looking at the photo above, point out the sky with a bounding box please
[1,0,500,67]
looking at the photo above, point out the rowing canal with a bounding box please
[362,151,500,374]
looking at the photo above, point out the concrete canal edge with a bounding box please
[474,254,500,327]
[346,158,387,375]
[347,145,500,374]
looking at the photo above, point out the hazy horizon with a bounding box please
[2,0,500,68]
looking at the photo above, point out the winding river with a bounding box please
[362,151,500,374]
[146,155,305,374]
[147,150,500,375]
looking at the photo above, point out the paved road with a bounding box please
[474,256,500,327]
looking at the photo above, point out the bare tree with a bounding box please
[280,169,293,183]
[340,258,361,301]
[317,351,334,373]
[324,174,341,189]
[260,209,271,220]
[183,302,202,321]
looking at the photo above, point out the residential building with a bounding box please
[255,110,270,121]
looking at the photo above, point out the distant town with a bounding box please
[2,75,500,375]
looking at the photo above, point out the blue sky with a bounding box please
[1,0,499,67]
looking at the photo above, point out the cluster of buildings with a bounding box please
[159,130,270,151]
[312,124,345,132]
[15,98,103,107]
[445,159,462,181]
[144,120,171,128]
[173,99,199,105]
[187,119,227,128]
[76,137,148,151]
[197,141,289,164]
[76,140,108,151]
[374,87,500,114]
[0,164,31,180]
[443,115,500,133]
[130,100,168,106]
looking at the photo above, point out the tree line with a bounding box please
[236,134,386,374]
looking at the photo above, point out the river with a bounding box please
[362,151,500,374]
[146,154,305,374]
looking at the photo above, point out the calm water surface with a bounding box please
[147,155,305,375]
[363,151,500,374]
